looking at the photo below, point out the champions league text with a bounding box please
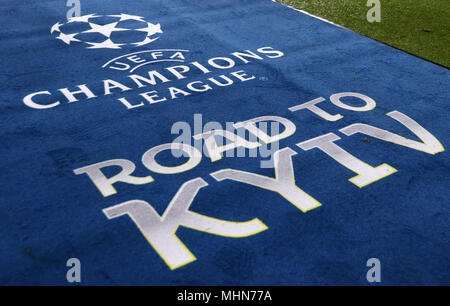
[21,43,446,271]
[71,91,445,270]
[22,46,283,110]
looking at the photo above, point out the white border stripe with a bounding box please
[271,0,344,28]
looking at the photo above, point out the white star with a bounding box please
[85,38,124,49]
[67,14,101,23]
[133,36,160,47]
[83,22,129,38]
[56,32,80,45]
[51,22,63,33]
[109,13,146,22]
[136,22,162,36]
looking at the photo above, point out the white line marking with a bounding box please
[271,0,344,28]
[129,59,185,72]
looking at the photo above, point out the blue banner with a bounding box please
[0,0,449,285]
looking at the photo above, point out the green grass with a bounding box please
[278,0,450,68]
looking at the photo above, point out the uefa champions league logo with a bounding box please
[50,13,162,49]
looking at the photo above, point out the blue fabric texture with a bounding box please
[0,0,449,285]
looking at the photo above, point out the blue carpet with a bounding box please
[0,0,449,285]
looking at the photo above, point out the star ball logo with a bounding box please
[51,13,163,49]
